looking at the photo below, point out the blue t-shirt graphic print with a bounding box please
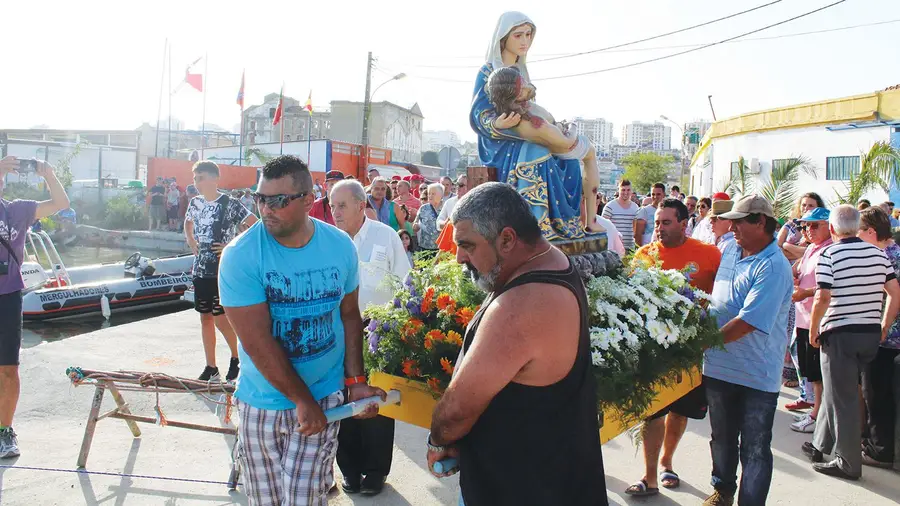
[265,267,343,361]
[219,218,359,410]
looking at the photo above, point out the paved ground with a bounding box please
[3,310,898,505]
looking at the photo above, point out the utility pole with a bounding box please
[361,51,373,176]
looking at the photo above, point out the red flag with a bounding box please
[273,85,284,126]
[236,71,245,108]
[186,72,203,92]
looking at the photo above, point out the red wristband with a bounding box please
[344,376,367,386]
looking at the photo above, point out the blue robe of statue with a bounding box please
[470,63,585,241]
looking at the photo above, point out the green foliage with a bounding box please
[621,152,675,194]
[833,141,900,205]
[244,147,272,166]
[1,182,47,201]
[54,139,90,189]
[101,194,148,230]
[755,156,817,220]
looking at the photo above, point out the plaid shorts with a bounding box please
[237,391,344,506]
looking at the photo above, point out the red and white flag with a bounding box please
[273,85,284,126]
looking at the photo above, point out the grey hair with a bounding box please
[370,176,387,186]
[440,176,453,184]
[830,204,861,236]
[330,179,367,203]
[428,182,444,197]
[451,182,542,245]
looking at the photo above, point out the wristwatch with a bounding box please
[426,432,445,453]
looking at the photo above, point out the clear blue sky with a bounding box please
[4,0,898,145]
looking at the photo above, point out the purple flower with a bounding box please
[406,299,422,317]
[366,320,379,332]
[393,298,402,309]
[699,309,708,320]
[368,332,381,353]
[404,274,414,288]
[382,322,392,332]
[678,287,695,302]
[409,286,417,298]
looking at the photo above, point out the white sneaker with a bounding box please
[0,428,20,458]
[791,414,816,433]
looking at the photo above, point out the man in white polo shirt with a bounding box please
[804,204,900,480]
[330,179,411,495]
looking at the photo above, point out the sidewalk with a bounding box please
[3,310,897,505]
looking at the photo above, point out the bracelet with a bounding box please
[344,375,367,387]
[426,432,445,453]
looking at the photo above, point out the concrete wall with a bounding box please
[690,124,893,205]
[6,143,137,182]
[202,140,330,173]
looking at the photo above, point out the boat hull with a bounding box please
[22,272,193,321]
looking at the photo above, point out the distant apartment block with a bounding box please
[622,121,672,151]
[572,117,615,154]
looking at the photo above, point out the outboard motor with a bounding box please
[20,262,49,290]
[124,252,156,278]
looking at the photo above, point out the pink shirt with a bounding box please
[794,238,833,329]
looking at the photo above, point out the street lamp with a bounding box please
[659,115,687,191]
[362,73,406,172]
[372,73,407,100]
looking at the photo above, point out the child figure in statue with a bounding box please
[488,66,589,163]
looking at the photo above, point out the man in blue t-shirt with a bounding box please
[219,155,386,504]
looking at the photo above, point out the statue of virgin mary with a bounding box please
[470,11,602,241]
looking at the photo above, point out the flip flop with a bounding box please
[625,479,659,496]
[660,469,680,489]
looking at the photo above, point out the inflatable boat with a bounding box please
[20,231,194,321]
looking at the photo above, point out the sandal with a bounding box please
[625,479,659,496]
[783,380,799,388]
[660,469,680,489]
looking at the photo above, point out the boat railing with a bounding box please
[26,230,72,286]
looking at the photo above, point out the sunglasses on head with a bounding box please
[251,191,309,210]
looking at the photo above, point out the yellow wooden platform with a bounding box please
[370,368,702,443]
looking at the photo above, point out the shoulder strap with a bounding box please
[0,233,20,267]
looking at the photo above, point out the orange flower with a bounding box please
[436,293,455,311]
[455,307,475,326]
[421,287,435,314]
[440,357,454,375]
[402,359,420,378]
[427,377,443,392]
[424,329,445,350]
[445,330,463,347]
[404,318,424,336]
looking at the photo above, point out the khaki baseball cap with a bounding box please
[718,194,775,220]
[709,200,734,217]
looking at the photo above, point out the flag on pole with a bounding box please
[304,91,313,114]
[184,56,204,92]
[273,85,284,126]
[236,71,245,108]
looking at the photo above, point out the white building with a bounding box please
[688,86,900,204]
[623,121,671,151]
[423,130,460,152]
[572,117,615,154]
[329,100,424,164]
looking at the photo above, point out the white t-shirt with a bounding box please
[594,215,625,258]
[351,218,412,314]
[635,205,658,246]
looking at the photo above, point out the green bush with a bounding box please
[102,194,148,230]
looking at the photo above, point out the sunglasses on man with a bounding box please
[251,191,309,210]
[800,222,823,231]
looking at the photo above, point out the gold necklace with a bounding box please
[524,246,553,265]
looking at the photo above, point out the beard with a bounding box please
[463,261,502,293]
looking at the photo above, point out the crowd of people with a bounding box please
[596,179,900,505]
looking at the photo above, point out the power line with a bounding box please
[379,18,898,70]
[531,0,783,63]
[535,0,848,81]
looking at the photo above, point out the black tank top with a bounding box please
[458,259,608,506]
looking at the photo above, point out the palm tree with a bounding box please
[756,155,817,221]
[726,156,752,199]
[244,147,272,166]
[834,141,900,205]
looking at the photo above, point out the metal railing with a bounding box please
[25,230,71,286]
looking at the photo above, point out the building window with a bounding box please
[771,158,797,172]
[730,161,741,177]
[825,156,860,180]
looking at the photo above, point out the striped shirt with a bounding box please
[816,237,895,333]
[601,200,640,251]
